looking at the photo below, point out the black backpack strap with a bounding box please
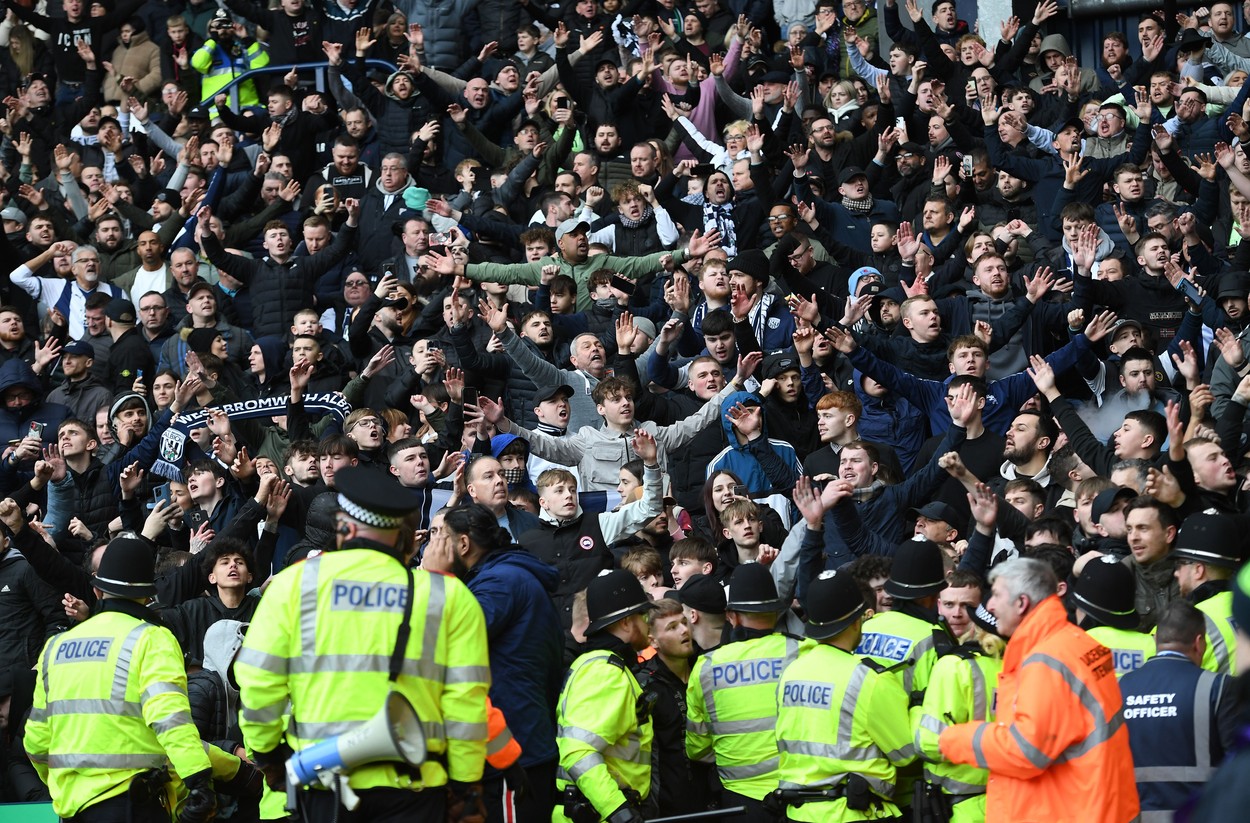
[389,567,417,683]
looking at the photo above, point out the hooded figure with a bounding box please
[853,368,926,473]
[491,433,536,493]
[285,491,339,565]
[706,389,802,509]
[0,358,70,473]
[186,619,248,745]
[1029,34,1099,94]
[1,664,44,801]
[248,335,290,400]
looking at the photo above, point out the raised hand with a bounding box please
[1083,309,1118,343]
[1026,353,1058,397]
[631,427,658,465]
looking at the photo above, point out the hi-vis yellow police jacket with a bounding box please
[235,551,490,790]
[24,608,213,818]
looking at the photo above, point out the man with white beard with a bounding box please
[11,242,124,340]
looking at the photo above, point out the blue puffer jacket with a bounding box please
[465,547,564,769]
[706,390,802,496]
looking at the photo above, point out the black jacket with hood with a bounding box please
[0,543,65,673]
[339,61,434,156]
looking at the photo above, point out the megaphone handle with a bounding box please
[334,771,362,812]
[285,763,299,815]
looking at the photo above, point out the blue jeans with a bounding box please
[55,80,83,106]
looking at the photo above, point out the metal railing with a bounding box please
[202,59,399,110]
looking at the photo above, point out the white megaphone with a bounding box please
[285,692,426,812]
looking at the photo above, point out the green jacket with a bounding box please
[467,249,687,311]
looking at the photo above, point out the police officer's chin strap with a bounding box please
[98,596,162,625]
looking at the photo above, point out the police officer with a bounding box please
[914,603,1004,823]
[1120,600,1239,819]
[235,467,491,821]
[774,569,915,822]
[1072,555,1154,678]
[1173,511,1243,675]
[686,564,810,821]
[856,536,947,808]
[24,535,218,823]
[554,569,655,823]
[857,537,948,702]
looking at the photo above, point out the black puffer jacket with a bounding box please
[337,61,434,155]
[186,618,247,746]
[448,323,557,428]
[201,225,356,338]
[63,459,121,539]
[0,548,65,672]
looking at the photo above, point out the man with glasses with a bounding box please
[12,242,124,341]
[356,152,414,274]
[322,270,373,339]
[763,203,829,260]
[1086,103,1130,159]
[136,291,175,362]
[344,408,389,472]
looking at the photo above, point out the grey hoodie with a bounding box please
[200,619,247,738]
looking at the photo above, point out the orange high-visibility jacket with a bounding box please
[487,698,522,770]
[939,596,1139,823]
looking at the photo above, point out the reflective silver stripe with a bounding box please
[421,572,446,681]
[968,660,988,722]
[718,757,778,781]
[300,555,322,658]
[778,778,842,791]
[687,719,711,735]
[927,773,985,795]
[697,652,719,722]
[27,751,48,764]
[568,751,607,780]
[235,646,288,674]
[28,706,46,723]
[605,736,643,763]
[47,753,166,769]
[240,702,285,724]
[562,725,610,751]
[903,633,935,695]
[559,651,611,718]
[562,723,643,762]
[884,742,915,763]
[1194,669,1217,771]
[152,711,195,735]
[445,720,488,741]
[46,698,142,717]
[487,726,514,756]
[141,682,183,704]
[1058,712,1124,763]
[1204,614,1230,675]
[293,719,362,739]
[113,624,151,700]
[1134,766,1216,782]
[970,724,989,770]
[1009,725,1053,769]
[1139,813,1171,823]
[778,738,880,763]
[918,714,947,736]
[712,717,776,735]
[446,665,490,684]
[1023,653,1120,765]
